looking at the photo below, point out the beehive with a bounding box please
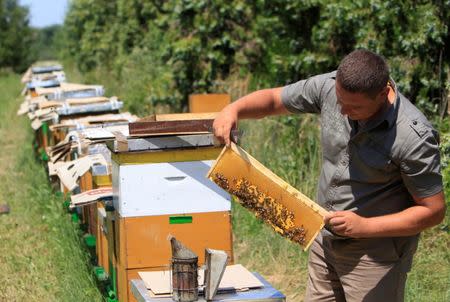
[207,143,328,250]
[108,134,233,302]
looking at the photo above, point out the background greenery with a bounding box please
[60,0,450,117]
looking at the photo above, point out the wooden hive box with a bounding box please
[207,143,328,250]
[108,136,234,302]
[189,93,231,113]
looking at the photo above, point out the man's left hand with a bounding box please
[324,211,369,238]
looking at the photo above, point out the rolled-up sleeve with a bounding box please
[281,72,334,114]
[400,128,443,198]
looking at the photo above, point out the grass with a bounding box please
[0,72,103,301]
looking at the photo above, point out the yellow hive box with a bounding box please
[207,143,328,250]
[189,94,231,113]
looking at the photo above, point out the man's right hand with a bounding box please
[213,105,238,147]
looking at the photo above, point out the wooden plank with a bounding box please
[49,112,136,130]
[70,187,113,208]
[138,112,217,122]
[96,203,110,274]
[35,82,99,96]
[66,96,109,105]
[189,94,231,113]
[39,100,63,109]
[207,143,328,250]
[60,82,98,91]
[129,119,214,137]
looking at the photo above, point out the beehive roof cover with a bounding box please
[129,112,217,137]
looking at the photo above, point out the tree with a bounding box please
[0,0,32,72]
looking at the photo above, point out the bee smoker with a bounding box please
[170,236,199,302]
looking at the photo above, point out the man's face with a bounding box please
[335,81,387,121]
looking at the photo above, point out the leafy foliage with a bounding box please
[0,0,33,72]
[30,25,64,61]
[63,0,450,116]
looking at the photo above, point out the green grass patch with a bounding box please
[0,73,103,301]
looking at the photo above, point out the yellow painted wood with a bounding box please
[189,93,231,113]
[111,147,222,165]
[116,212,128,302]
[79,172,96,234]
[113,211,233,302]
[106,211,116,264]
[96,202,109,274]
[121,211,233,269]
[207,143,328,250]
[93,175,112,188]
[138,112,218,122]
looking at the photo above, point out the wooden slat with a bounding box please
[39,100,63,109]
[137,112,217,122]
[66,96,109,105]
[129,119,214,137]
[207,143,328,250]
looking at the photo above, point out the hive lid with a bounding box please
[128,113,217,137]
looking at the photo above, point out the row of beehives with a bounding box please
[19,61,326,302]
[18,61,238,302]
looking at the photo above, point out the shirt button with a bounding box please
[413,121,417,125]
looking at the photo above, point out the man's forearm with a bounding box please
[326,191,446,238]
[363,203,445,237]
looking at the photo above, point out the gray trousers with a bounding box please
[304,231,418,302]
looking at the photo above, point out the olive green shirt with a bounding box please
[281,71,442,219]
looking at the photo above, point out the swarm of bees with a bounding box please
[212,173,306,245]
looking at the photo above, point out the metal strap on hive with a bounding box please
[108,133,218,153]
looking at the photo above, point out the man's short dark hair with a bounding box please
[336,49,389,98]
